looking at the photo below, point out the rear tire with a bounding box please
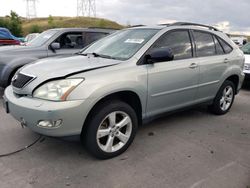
[209,80,235,115]
[84,100,138,159]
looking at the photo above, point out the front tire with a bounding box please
[84,100,138,159]
[209,80,235,115]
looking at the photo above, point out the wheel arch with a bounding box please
[225,74,239,94]
[81,90,143,137]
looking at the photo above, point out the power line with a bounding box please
[26,0,37,19]
[77,0,96,17]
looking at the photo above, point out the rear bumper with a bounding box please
[3,86,91,137]
[237,71,245,94]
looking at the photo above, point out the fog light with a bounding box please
[37,119,62,129]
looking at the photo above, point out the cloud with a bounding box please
[1,0,250,34]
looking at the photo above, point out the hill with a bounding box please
[21,16,124,36]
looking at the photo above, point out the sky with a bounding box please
[1,0,250,35]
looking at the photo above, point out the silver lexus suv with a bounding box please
[3,22,245,159]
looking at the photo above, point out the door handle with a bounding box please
[189,63,198,69]
[224,58,230,63]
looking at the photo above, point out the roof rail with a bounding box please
[128,24,146,28]
[87,27,119,30]
[160,22,220,31]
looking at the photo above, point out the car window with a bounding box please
[217,37,233,54]
[84,32,108,46]
[213,36,224,55]
[0,30,12,40]
[241,43,250,54]
[82,29,159,60]
[55,32,85,49]
[27,30,57,47]
[152,30,193,60]
[193,31,216,57]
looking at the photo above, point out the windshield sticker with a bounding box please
[124,39,145,44]
[43,35,52,39]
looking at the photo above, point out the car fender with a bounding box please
[0,57,39,87]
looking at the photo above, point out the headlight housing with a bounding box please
[33,79,83,101]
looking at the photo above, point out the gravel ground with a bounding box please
[0,85,250,188]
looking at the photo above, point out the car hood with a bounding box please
[13,55,120,95]
[0,45,41,65]
[0,45,36,53]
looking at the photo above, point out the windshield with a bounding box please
[241,42,250,54]
[81,29,159,60]
[27,30,57,47]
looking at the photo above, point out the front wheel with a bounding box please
[84,100,138,159]
[209,80,235,115]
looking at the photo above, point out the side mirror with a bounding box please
[50,42,60,52]
[145,47,174,64]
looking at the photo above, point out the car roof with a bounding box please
[48,27,117,33]
[0,27,10,32]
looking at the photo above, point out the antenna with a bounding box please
[77,0,96,17]
[26,0,37,19]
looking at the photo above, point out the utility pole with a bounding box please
[77,0,96,17]
[26,0,37,19]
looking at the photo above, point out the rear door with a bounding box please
[146,29,199,117]
[192,30,233,101]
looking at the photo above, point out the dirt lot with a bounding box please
[0,85,250,188]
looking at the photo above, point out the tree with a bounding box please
[8,11,23,37]
[48,15,55,28]
[29,24,41,33]
[0,17,10,28]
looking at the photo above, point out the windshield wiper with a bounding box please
[80,52,118,60]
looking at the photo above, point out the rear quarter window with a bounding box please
[213,36,225,55]
[217,37,233,54]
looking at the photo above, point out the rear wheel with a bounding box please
[84,100,138,159]
[209,80,235,115]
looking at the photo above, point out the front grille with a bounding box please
[12,73,34,88]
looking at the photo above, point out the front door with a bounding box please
[48,32,86,56]
[146,30,199,117]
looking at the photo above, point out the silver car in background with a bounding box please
[0,28,115,88]
[3,22,245,159]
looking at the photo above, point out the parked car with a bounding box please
[0,28,115,88]
[231,36,248,47]
[24,33,40,44]
[0,27,20,46]
[3,22,245,159]
[241,42,250,80]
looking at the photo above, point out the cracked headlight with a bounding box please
[33,79,83,101]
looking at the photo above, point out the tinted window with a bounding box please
[193,31,216,57]
[218,37,233,54]
[241,42,250,54]
[55,32,85,49]
[153,30,192,60]
[84,32,108,46]
[213,36,224,55]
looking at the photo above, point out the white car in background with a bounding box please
[231,36,247,47]
[241,42,250,80]
[24,33,40,43]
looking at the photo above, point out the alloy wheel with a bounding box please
[96,111,132,153]
[220,86,233,111]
